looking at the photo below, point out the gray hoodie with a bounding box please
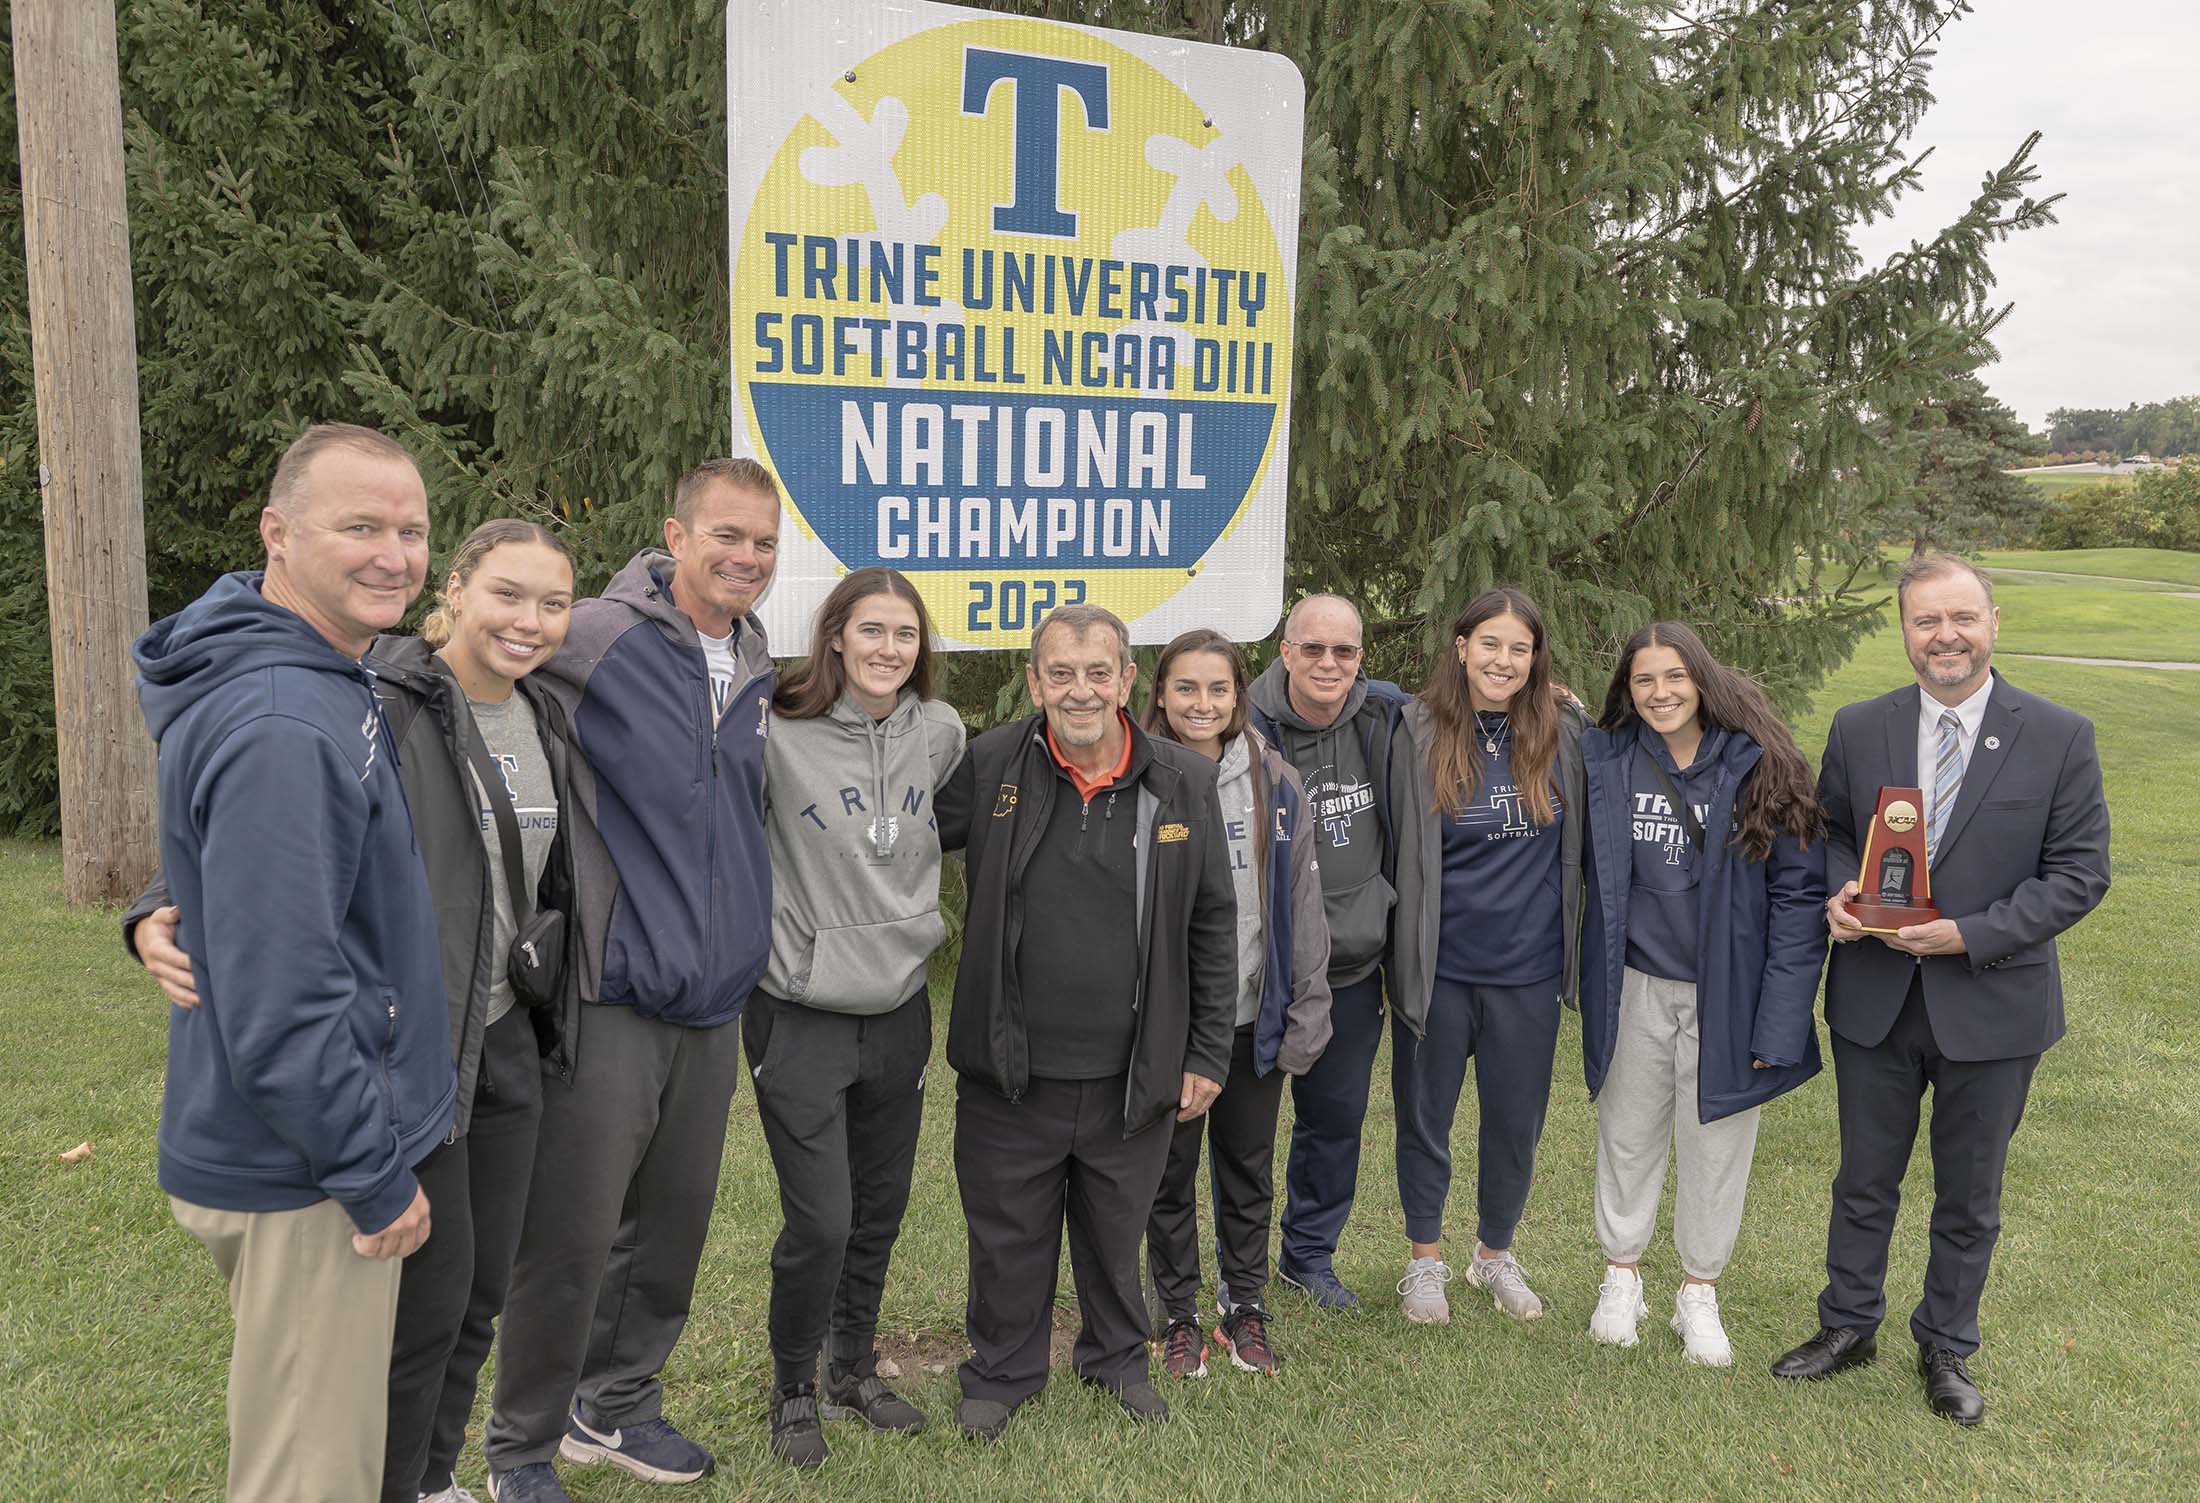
[1213,731,1266,1026]
[1247,658,1402,984]
[761,688,967,1013]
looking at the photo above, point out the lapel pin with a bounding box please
[1984,735,2001,750]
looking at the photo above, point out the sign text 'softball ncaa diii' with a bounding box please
[728,0,1304,648]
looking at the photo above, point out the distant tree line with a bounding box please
[2029,466,2200,553]
[2042,397,2200,459]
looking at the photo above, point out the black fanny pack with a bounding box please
[461,716,566,1010]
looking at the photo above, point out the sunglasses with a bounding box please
[1285,639,1364,664]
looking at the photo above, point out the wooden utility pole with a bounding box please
[13,0,159,902]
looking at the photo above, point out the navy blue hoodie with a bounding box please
[1580,723,1827,1124]
[136,573,455,1233]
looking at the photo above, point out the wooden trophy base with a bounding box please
[1851,900,1939,934]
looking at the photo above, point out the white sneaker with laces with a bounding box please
[1465,1248,1544,1320]
[1671,1282,1734,1366]
[1588,1265,1647,1347]
[1397,1256,1454,1324]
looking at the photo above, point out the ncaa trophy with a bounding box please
[1849,786,1940,932]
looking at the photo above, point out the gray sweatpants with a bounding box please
[1594,967,1761,1280]
[485,1002,744,1469]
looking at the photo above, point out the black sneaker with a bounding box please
[822,1369,925,1434]
[767,1384,827,1469]
[1110,1379,1170,1423]
[1159,1318,1209,1379]
[1080,1371,1171,1422]
[1217,1304,1282,1374]
[954,1396,1013,1441]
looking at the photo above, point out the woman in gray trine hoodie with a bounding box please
[748,568,966,1469]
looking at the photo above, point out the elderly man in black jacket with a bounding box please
[936,603,1238,1439]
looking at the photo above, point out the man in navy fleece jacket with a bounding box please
[134,423,455,1503]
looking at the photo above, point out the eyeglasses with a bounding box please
[1285,639,1363,664]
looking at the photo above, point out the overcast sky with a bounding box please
[1848,0,2200,430]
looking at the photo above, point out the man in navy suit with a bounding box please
[1772,553,2110,1423]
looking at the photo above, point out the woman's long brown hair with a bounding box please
[1423,587,1559,822]
[1597,620,1824,861]
[773,567,936,720]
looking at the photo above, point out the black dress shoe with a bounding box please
[1769,1326,1879,1380]
[1077,1372,1171,1422]
[1919,1345,1986,1425]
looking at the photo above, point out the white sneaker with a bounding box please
[1588,1265,1647,1347]
[1671,1282,1734,1366]
[1396,1256,1454,1324]
[420,1486,482,1503]
[1465,1248,1544,1320]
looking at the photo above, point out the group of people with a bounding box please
[127,422,2111,1503]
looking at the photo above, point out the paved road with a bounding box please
[2003,462,2173,477]
[2002,653,2200,671]
[1986,566,2198,589]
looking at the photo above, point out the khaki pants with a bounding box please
[171,1196,404,1502]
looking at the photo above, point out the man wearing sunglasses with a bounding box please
[1248,595,1409,1310]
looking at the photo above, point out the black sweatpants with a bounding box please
[1819,977,2039,1356]
[744,988,930,1391]
[381,1008,543,1501]
[1147,1024,1286,1321]
[955,1073,1174,1406]
[485,1002,744,1469]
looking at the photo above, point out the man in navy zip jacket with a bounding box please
[134,423,454,1503]
[485,459,779,1500]
[1772,554,2110,1425]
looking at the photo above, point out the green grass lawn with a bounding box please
[2014,470,2113,502]
[4,623,2197,1500]
[1982,547,2200,589]
[1980,574,2200,663]
[1861,548,2200,662]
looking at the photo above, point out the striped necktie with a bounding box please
[1928,709,1964,863]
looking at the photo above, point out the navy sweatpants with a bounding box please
[1393,975,1562,1249]
[1277,970,1386,1274]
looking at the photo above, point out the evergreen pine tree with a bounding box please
[1,0,2063,829]
[1871,373,2046,554]
[1247,0,2058,699]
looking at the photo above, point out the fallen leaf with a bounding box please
[875,1356,903,1380]
[59,1141,93,1164]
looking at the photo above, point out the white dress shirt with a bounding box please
[1917,674,1993,829]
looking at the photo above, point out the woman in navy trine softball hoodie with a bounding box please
[1577,620,1827,1365]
